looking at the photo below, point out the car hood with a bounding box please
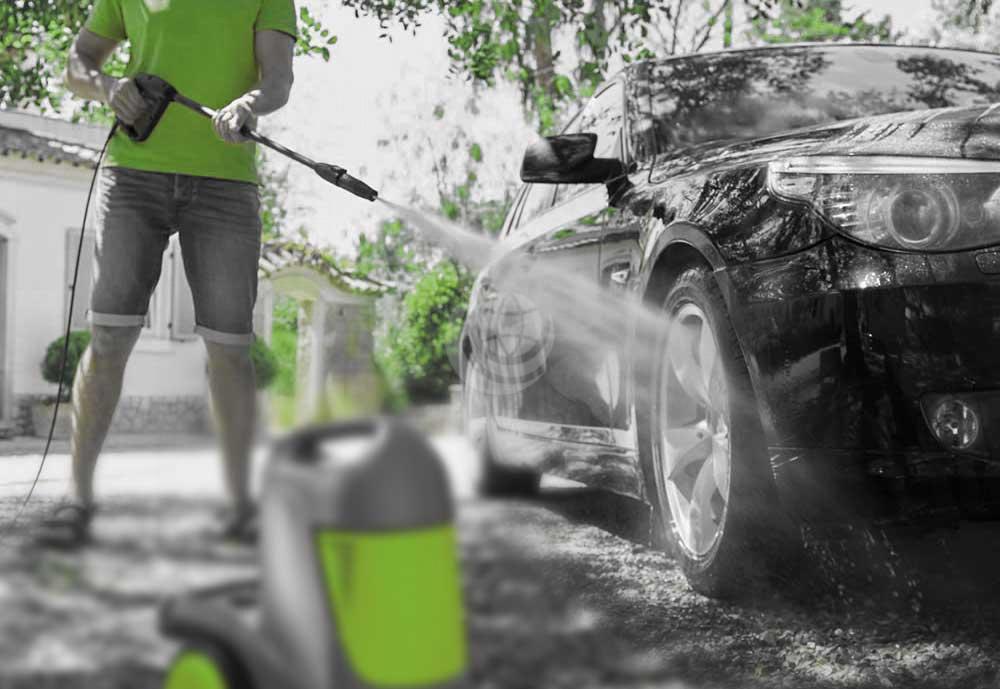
[653,103,1000,177]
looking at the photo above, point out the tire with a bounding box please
[463,357,541,497]
[639,266,801,597]
[163,639,251,689]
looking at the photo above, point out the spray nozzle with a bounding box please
[314,163,379,202]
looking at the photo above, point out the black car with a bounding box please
[460,43,1000,597]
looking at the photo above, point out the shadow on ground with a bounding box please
[2,488,1000,688]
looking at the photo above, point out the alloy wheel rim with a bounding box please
[658,302,732,558]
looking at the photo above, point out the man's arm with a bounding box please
[64,29,147,124]
[213,30,295,144]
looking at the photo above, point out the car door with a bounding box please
[597,70,654,437]
[478,82,626,436]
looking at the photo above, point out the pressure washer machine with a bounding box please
[160,417,467,689]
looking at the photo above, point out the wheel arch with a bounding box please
[640,221,725,305]
[641,224,763,396]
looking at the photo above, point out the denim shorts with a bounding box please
[90,166,262,345]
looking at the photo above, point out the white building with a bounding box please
[0,110,209,436]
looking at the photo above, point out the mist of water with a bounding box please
[378,200,503,273]
[376,197,671,350]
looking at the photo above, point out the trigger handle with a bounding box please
[118,73,177,142]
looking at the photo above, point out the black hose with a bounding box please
[0,123,117,538]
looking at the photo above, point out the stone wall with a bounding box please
[13,394,209,437]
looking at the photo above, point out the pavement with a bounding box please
[0,431,481,502]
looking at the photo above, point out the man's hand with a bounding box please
[211,30,294,145]
[213,96,258,144]
[105,77,148,125]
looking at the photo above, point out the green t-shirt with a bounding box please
[85,0,298,183]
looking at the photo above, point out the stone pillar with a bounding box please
[321,300,378,418]
[254,281,275,344]
[295,299,329,423]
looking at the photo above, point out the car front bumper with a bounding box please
[727,237,1000,522]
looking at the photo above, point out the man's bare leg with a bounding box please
[205,340,257,517]
[71,324,142,508]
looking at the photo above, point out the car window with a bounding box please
[553,82,624,207]
[511,183,556,233]
[629,45,1000,160]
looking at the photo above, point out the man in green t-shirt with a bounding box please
[41,0,298,546]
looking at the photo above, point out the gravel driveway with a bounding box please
[1,445,999,688]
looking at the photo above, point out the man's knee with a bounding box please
[88,325,142,361]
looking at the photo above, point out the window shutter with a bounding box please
[170,240,197,340]
[65,228,96,331]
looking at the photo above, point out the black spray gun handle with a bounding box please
[118,73,177,142]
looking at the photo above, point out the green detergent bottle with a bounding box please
[161,417,467,689]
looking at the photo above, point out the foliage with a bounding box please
[1,0,337,114]
[250,337,279,390]
[377,260,473,403]
[356,218,426,286]
[935,0,994,33]
[343,0,652,130]
[343,0,866,131]
[270,296,299,420]
[40,329,91,399]
[930,0,1000,50]
[748,0,891,44]
[259,157,292,242]
[272,295,299,334]
[361,97,514,290]
[270,327,298,395]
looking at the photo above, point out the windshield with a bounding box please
[629,45,1000,159]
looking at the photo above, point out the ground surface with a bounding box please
[1,434,999,688]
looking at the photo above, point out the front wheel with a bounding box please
[641,267,800,597]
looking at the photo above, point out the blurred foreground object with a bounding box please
[161,417,467,689]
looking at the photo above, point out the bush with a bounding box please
[378,261,472,404]
[251,338,279,390]
[270,323,298,397]
[41,330,91,399]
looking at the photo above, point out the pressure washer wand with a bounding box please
[172,92,378,202]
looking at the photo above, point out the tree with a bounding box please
[929,0,1000,50]
[343,0,805,131]
[341,0,893,132]
[1,1,337,114]
[748,0,891,44]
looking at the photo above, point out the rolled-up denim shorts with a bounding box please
[90,166,262,346]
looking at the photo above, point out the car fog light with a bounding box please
[929,398,980,450]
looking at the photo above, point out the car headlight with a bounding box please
[768,156,1000,251]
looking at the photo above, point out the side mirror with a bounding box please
[520,133,624,184]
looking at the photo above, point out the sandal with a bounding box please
[36,503,94,549]
[218,505,258,544]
